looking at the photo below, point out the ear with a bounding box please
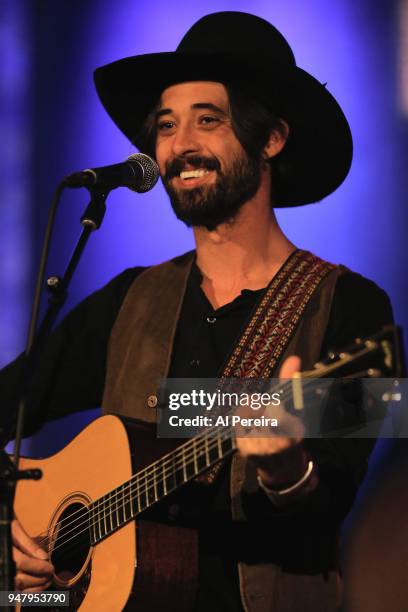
[263,120,289,159]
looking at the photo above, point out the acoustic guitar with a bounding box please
[13,326,403,611]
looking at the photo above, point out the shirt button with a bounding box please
[147,395,158,408]
[206,316,217,323]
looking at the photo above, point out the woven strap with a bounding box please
[222,249,336,378]
[197,249,336,485]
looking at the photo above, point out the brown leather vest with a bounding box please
[102,251,342,612]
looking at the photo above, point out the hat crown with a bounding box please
[94,11,352,206]
[176,12,296,67]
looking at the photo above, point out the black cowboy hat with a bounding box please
[94,11,352,207]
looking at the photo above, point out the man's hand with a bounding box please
[235,355,310,489]
[12,518,54,593]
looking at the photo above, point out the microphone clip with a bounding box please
[80,188,108,230]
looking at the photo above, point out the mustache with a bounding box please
[164,156,221,181]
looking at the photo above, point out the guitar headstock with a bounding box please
[302,325,405,379]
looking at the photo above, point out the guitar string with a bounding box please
[35,376,302,548]
[41,426,237,555]
[36,374,334,552]
[38,376,327,553]
[34,418,235,548]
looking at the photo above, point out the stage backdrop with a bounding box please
[1,1,407,469]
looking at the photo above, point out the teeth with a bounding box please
[180,169,210,180]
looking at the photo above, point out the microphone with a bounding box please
[63,153,160,193]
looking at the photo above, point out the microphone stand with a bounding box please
[1,186,108,599]
[0,453,41,609]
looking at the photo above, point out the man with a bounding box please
[2,11,393,611]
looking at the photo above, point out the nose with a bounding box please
[171,122,201,157]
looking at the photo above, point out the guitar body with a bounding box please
[14,415,198,612]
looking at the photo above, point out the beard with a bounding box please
[162,151,262,231]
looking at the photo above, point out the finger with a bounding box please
[13,548,54,577]
[15,572,51,591]
[12,519,49,560]
[21,583,53,594]
[279,355,301,380]
[236,436,291,457]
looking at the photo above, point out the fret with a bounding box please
[102,494,107,538]
[87,505,93,546]
[145,470,154,507]
[114,487,120,528]
[185,451,196,480]
[217,432,222,459]
[96,498,102,542]
[181,446,187,482]
[174,452,184,488]
[124,480,133,521]
[122,484,127,524]
[154,463,165,499]
[118,484,125,526]
[195,438,208,472]
[138,472,148,511]
[124,480,132,523]
[162,461,168,497]
[91,500,97,545]
[125,483,130,522]
[114,487,120,530]
[193,439,198,474]
[204,435,210,467]
[203,434,219,467]
[129,478,135,518]
[109,491,114,533]
[93,498,98,542]
[109,492,115,531]
[152,466,158,502]
[164,455,177,492]
[134,475,141,514]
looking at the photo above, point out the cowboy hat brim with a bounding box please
[94,50,352,207]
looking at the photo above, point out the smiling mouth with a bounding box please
[179,169,211,181]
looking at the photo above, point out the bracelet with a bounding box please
[257,460,315,499]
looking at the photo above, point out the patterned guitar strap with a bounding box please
[196,249,336,485]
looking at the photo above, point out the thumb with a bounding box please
[279,355,301,380]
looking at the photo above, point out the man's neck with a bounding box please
[193,199,296,309]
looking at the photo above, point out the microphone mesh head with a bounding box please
[127,153,159,193]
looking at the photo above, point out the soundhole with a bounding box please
[51,502,91,583]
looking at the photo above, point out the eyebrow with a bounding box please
[155,102,227,120]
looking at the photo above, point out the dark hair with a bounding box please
[225,85,292,202]
[134,83,293,203]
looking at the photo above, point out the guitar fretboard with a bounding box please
[88,426,236,545]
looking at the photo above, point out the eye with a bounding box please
[199,115,220,126]
[157,120,175,132]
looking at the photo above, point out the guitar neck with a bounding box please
[89,425,236,545]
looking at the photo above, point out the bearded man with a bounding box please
[1,11,393,612]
